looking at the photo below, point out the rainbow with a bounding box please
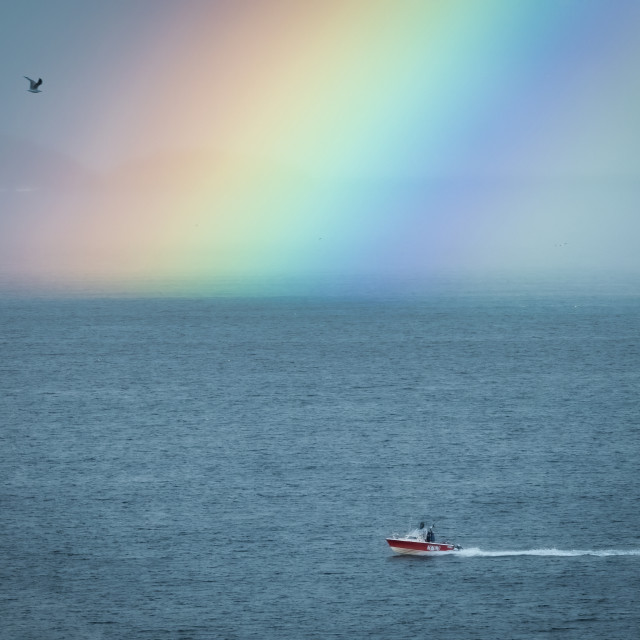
[2,1,639,295]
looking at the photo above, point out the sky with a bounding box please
[1,0,640,295]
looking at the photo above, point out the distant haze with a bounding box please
[2,1,640,295]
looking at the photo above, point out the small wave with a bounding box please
[455,547,640,558]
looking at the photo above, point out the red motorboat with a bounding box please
[387,523,462,555]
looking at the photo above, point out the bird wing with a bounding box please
[35,78,43,88]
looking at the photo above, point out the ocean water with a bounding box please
[1,290,639,639]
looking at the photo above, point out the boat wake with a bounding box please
[455,547,640,558]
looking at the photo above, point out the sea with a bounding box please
[1,282,639,639]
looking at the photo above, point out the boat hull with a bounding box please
[386,538,458,555]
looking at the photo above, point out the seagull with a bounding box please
[24,76,43,93]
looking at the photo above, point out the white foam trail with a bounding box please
[455,547,640,558]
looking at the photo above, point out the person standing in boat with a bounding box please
[427,525,435,542]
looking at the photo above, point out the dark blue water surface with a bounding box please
[1,291,639,639]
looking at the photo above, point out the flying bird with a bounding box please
[24,76,43,93]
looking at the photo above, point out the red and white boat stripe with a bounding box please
[386,538,457,555]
